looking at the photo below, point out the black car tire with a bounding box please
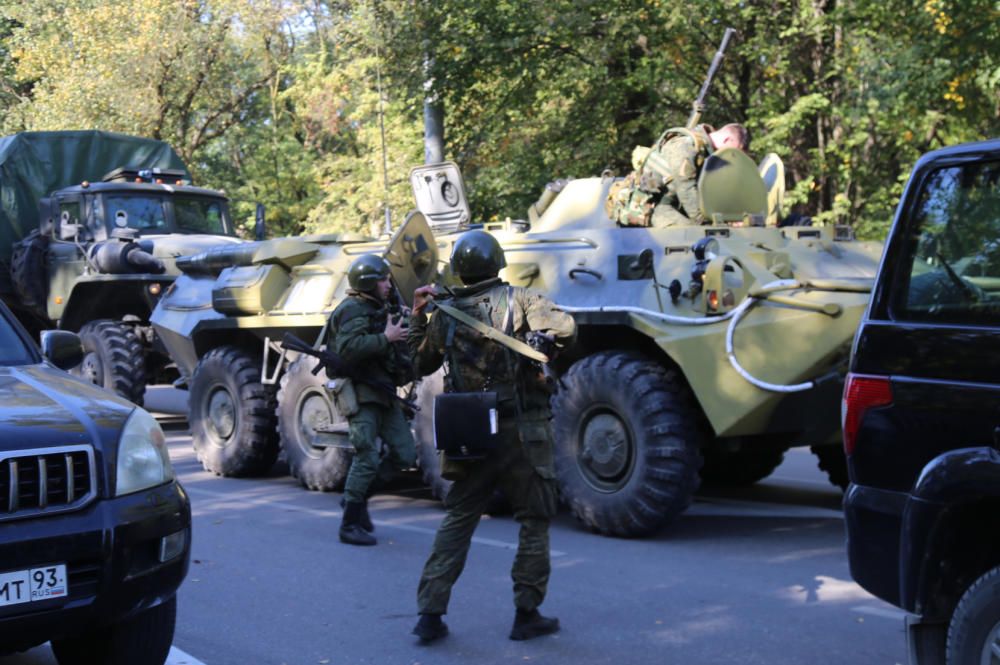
[700,445,786,486]
[551,351,704,537]
[811,444,849,490]
[10,230,49,315]
[277,355,352,491]
[946,565,1000,665]
[51,596,176,665]
[190,345,279,476]
[72,320,146,406]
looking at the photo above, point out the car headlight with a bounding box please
[115,408,175,496]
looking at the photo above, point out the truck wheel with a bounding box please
[10,230,49,315]
[190,346,279,476]
[810,444,849,490]
[946,565,1000,665]
[72,320,146,406]
[551,351,705,537]
[413,369,452,501]
[277,355,352,491]
[700,445,787,486]
[51,595,176,665]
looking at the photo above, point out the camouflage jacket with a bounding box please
[408,278,576,413]
[609,125,714,228]
[327,292,412,406]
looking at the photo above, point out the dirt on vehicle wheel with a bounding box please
[277,355,352,491]
[51,595,176,665]
[189,345,279,476]
[552,351,705,537]
[10,230,49,315]
[413,368,452,501]
[700,443,787,486]
[72,320,146,406]
[811,444,849,490]
[946,565,1000,665]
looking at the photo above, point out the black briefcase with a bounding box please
[433,391,501,460]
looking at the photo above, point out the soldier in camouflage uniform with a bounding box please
[328,254,415,547]
[609,122,749,228]
[408,230,576,643]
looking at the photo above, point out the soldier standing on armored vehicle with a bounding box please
[609,122,749,228]
[407,230,576,643]
[329,254,415,546]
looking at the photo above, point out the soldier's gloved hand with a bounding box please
[384,316,407,343]
[412,285,436,317]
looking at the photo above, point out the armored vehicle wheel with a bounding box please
[10,230,49,315]
[72,320,146,406]
[277,355,352,491]
[189,346,279,476]
[552,351,704,537]
[413,369,451,500]
[700,444,787,486]
[810,444,849,490]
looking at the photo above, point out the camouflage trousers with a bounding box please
[416,422,558,615]
[343,402,416,504]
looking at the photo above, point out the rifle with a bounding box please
[686,27,737,129]
[280,333,419,414]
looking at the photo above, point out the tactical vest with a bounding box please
[608,126,708,227]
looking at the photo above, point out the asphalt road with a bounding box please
[6,388,908,665]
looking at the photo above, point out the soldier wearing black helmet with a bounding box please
[407,230,576,643]
[327,253,416,546]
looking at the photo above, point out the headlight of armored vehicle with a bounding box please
[115,408,175,496]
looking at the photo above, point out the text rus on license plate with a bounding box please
[0,564,68,607]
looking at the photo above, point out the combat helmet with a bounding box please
[347,254,390,293]
[450,230,507,284]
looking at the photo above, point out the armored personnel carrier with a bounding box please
[151,155,881,538]
[0,131,245,405]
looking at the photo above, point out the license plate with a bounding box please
[0,564,68,607]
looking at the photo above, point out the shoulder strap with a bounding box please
[435,301,549,363]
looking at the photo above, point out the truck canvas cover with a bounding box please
[0,130,189,261]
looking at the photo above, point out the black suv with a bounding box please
[0,301,191,664]
[844,139,1000,664]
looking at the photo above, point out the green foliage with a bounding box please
[0,0,995,241]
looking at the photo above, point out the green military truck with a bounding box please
[0,130,245,405]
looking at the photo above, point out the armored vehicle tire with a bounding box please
[277,355,352,491]
[189,345,279,477]
[51,595,176,665]
[946,565,1000,665]
[811,444,849,490]
[10,230,49,314]
[72,320,146,406]
[700,445,786,486]
[552,351,704,538]
[413,369,451,500]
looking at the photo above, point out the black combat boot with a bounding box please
[340,496,374,534]
[412,613,449,643]
[339,501,376,546]
[509,608,560,641]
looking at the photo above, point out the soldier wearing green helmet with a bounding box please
[327,253,415,546]
[407,230,576,643]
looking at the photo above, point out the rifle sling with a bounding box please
[434,302,549,364]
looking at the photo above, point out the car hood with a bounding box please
[0,365,133,452]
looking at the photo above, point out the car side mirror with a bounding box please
[41,330,84,371]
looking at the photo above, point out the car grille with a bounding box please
[0,446,97,521]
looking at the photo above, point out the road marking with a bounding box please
[167,646,208,665]
[690,497,843,520]
[850,605,909,621]
[184,485,567,557]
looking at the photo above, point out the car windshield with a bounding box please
[0,308,37,366]
[173,196,231,235]
[104,194,232,236]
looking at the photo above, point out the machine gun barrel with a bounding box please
[686,27,737,129]
[175,243,262,275]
